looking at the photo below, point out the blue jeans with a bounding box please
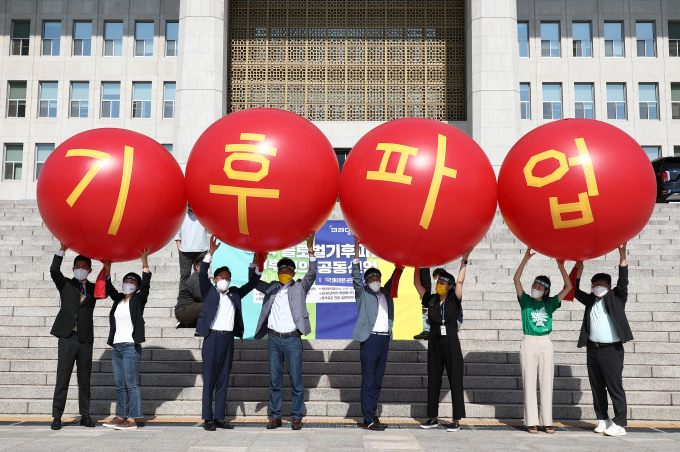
[268,332,304,419]
[112,343,142,419]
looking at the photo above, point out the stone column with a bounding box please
[174,0,227,166]
[467,0,521,173]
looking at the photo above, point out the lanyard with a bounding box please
[440,299,446,324]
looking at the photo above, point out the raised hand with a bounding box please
[208,236,221,255]
[523,247,536,261]
[305,231,316,250]
[462,246,474,261]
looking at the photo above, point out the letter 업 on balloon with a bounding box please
[209,133,280,235]
[523,137,599,229]
[365,133,457,230]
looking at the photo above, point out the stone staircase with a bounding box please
[0,200,679,421]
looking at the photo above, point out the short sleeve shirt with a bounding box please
[518,292,561,336]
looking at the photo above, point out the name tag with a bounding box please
[440,325,447,336]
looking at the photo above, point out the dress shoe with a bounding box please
[291,418,302,430]
[51,418,62,430]
[413,330,430,340]
[80,415,95,427]
[267,418,282,429]
[215,420,234,429]
[203,420,216,431]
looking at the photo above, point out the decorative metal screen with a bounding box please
[227,0,465,122]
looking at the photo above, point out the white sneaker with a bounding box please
[603,422,626,437]
[594,419,612,433]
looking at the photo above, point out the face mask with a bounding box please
[122,283,137,294]
[593,286,609,298]
[74,269,89,281]
[216,279,230,292]
[531,288,545,299]
[368,281,381,293]
[435,284,448,296]
[278,274,293,285]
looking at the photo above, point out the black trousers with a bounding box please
[587,342,627,426]
[178,250,206,290]
[427,331,465,420]
[52,332,93,418]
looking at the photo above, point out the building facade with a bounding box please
[0,0,679,200]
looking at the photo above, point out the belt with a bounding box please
[209,329,233,334]
[269,329,302,338]
[588,340,621,348]
[371,332,389,336]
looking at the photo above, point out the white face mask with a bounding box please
[593,286,609,298]
[216,279,230,292]
[368,281,381,293]
[74,269,89,281]
[531,288,545,299]
[122,283,137,295]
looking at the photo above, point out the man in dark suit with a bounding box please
[50,243,98,430]
[197,237,261,431]
[574,242,632,437]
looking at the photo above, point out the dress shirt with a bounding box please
[269,282,297,333]
[203,254,235,331]
[372,291,389,333]
[589,297,621,343]
[174,211,209,252]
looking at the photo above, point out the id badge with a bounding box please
[440,325,447,336]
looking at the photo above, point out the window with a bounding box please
[520,83,530,119]
[605,22,624,57]
[542,84,561,119]
[164,82,176,118]
[4,144,23,180]
[132,82,151,118]
[518,22,529,58]
[335,148,351,174]
[35,144,54,179]
[42,21,61,56]
[166,22,178,56]
[670,22,680,57]
[101,82,121,118]
[675,146,680,157]
[541,23,560,57]
[73,21,92,56]
[70,82,89,118]
[104,22,123,56]
[639,83,658,120]
[572,22,591,57]
[672,83,680,119]
[606,83,626,119]
[11,21,30,56]
[642,146,660,160]
[135,22,154,57]
[636,22,655,57]
[574,84,594,119]
[39,82,58,118]
[7,82,27,118]
[162,144,173,154]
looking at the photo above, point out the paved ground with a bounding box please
[1,423,680,452]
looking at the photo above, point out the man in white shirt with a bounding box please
[196,237,261,431]
[175,204,209,290]
[350,235,402,431]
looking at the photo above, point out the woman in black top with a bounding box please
[414,247,473,432]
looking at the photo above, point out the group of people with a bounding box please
[47,205,633,437]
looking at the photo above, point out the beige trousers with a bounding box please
[520,335,554,426]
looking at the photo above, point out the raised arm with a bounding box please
[137,247,152,306]
[413,267,427,298]
[50,243,70,291]
[514,247,535,298]
[616,242,628,302]
[103,260,125,303]
[352,236,365,297]
[573,262,591,305]
[236,252,263,298]
[455,247,473,300]
[382,266,402,294]
[199,237,219,299]
[555,259,572,302]
[300,231,317,293]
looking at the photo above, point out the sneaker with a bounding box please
[594,419,612,433]
[175,321,182,328]
[114,419,137,430]
[103,417,126,428]
[446,422,460,432]
[603,422,626,437]
[420,419,439,429]
[363,420,387,431]
[413,330,430,340]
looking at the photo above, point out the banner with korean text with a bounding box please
[213,220,423,339]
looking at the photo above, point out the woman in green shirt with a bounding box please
[513,247,572,434]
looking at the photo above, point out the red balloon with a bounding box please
[37,128,187,262]
[339,118,498,267]
[185,108,339,252]
[498,119,656,261]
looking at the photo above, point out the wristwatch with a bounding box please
[461,260,468,264]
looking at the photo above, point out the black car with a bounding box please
[652,157,680,202]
